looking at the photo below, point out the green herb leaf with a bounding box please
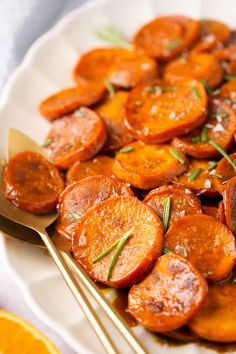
[71,211,82,220]
[43,138,53,147]
[74,109,86,118]
[188,168,202,181]
[201,79,212,94]
[209,140,236,170]
[192,136,201,143]
[106,230,132,280]
[104,79,115,97]
[118,146,135,153]
[162,197,171,231]
[63,143,73,151]
[201,126,208,142]
[112,187,119,196]
[211,172,223,179]
[163,247,172,254]
[208,161,218,171]
[210,112,229,119]
[93,238,121,264]
[224,75,236,82]
[211,89,220,96]
[165,38,183,51]
[96,26,132,49]
[192,87,200,100]
[169,148,186,164]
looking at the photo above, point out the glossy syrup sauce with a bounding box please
[52,232,236,353]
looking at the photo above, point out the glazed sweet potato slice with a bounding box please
[39,81,106,120]
[57,175,133,239]
[144,185,202,227]
[192,19,230,54]
[43,107,107,169]
[212,152,236,193]
[220,79,236,104]
[223,176,236,236]
[4,151,65,214]
[125,80,207,144]
[95,91,133,151]
[66,155,114,184]
[113,141,188,190]
[72,196,164,287]
[128,254,207,332]
[189,281,236,342]
[172,99,236,158]
[165,214,236,282]
[133,16,199,62]
[74,48,159,88]
[202,204,225,223]
[164,53,223,89]
[174,159,218,196]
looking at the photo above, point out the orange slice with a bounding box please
[0,310,60,354]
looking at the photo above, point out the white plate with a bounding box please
[1,0,236,353]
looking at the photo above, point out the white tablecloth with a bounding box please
[0,1,88,353]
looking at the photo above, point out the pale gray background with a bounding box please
[0,1,88,353]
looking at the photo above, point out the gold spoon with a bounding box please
[1,128,118,354]
[0,128,148,354]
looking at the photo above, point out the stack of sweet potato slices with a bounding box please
[4,15,236,343]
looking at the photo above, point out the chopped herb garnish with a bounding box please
[169,148,186,164]
[192,87,200,100]
[208,161,218,171]
[92,238,121,264]
[43,138,53,147]
[188,168,202,181]
[163,247,172,254]
[106,229,132,280]
[224,75,236,82]
[96,26,132,49]
[104,79,115,97]
[118,146,135,153]
[209,140,236,170]
[212,172,223,179]
[211,89,220,96]
[210,112,229,119]
[201,126,208,142]
[71,211,82,220]
[162,197,171,231]
[201,79,212,94]
[74,109,86,118]
[63,143,73,151]
[192,136,201,143]
[165,38,183,51]
[112,187,119,196]
[232,278,236,284]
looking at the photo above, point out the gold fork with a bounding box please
[0,128,148,354]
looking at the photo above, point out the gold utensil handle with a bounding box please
[38,230,119,354]
[63,253,149,354]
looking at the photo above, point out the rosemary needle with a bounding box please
[162,197,171,231]
[169,148,186,164]
[188,168,202,181]
[209,140,236,170]
[107,229,132,280]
